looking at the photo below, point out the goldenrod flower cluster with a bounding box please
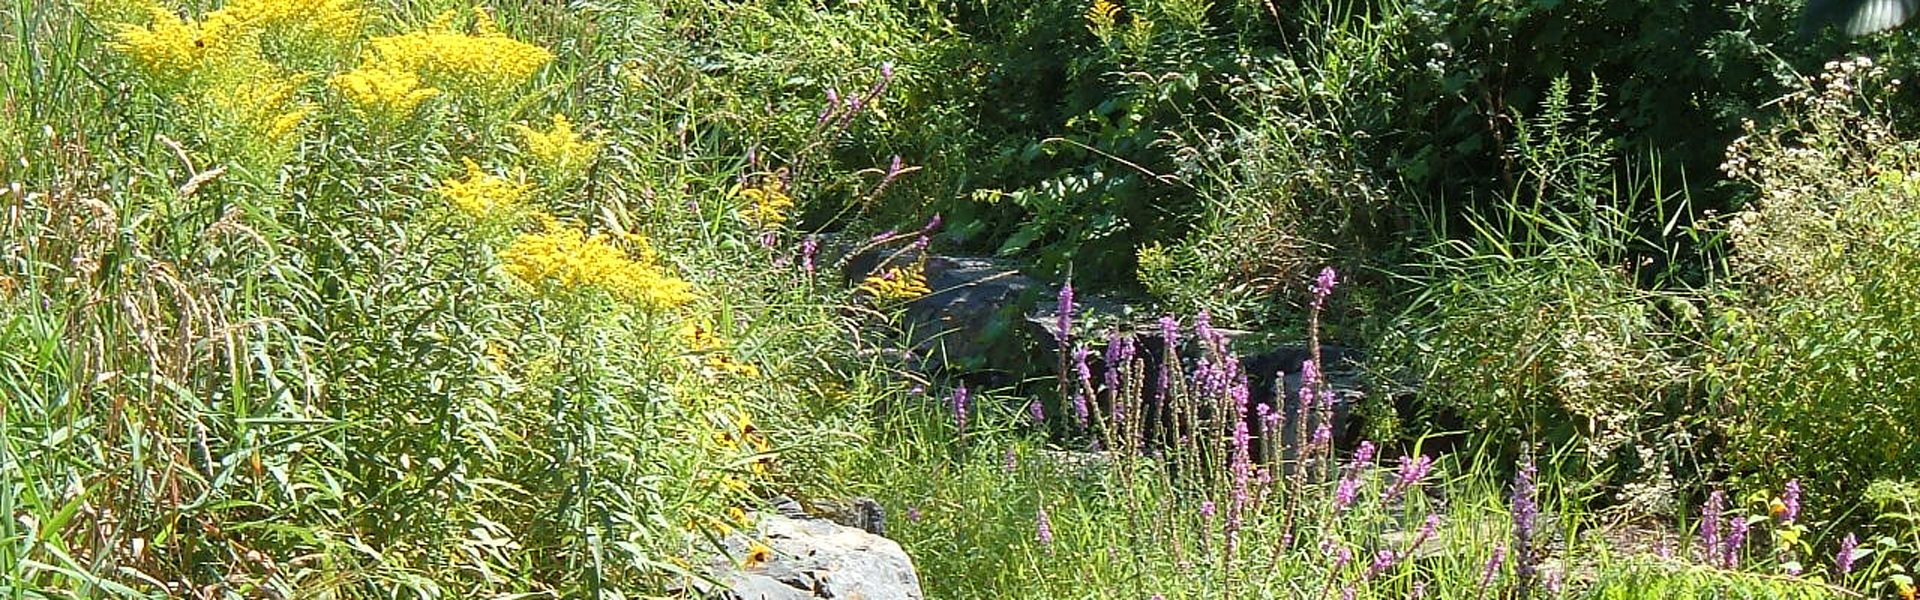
[359,8,552,102]
[858,264,931,300]
[206,69,316,147]
[437,159,530,220]
[737,182,795,229]
[110,7,254,81]
[501,218,695,309]
[221,0,361,42]
[109,0,358,81]
[331,66,439,123]
[1087,0,1121,32]
[514,114,600,175]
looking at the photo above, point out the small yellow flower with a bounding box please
[738,182,795,229]
[436,159,530,219]
[727,507,752,527]
[857,264,931,301]
[513,113,599,174]
[744,541,774,568]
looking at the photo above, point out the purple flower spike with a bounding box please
[1701,490,1725,565]
[1072,344,1093,426]
[1480,546,1506,587]
[1036,506,1054,548]
[1836,532,1859,576]
[1199,500,1216,519]
[1512,456,1539,548]
[1366,549,1399,579]
[1056,282,1075,345]
[800,235,819,276]
[950,384,970,433]
[1028,399,1045,423]
[1312,266,1340,310]
[1381,455,1435,503]
[1724,514,1748,569]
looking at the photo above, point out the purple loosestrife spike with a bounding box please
[1333,477,1362,513]
[1783,479,1802,524]
[801,235,818,276]
[869,229,896,243]
[1056,282,1075,345]
[1724,514,1748,569]
[1028,399,1045,423]
[951,384,970,433]
[1036,506,1054,548]
[1199,500,1216,519]
[922,213,942,233]
[1480,546,1506,587]
[1382,455,1435,503]
[1072,344,1094,426]
[1412,513,1442,550]
[907,506,923,523]
[1702,490,1725,565]
[1411,580,1428,600]
[1354,441,1377,466]
[1333,544,1353,569]
[1513,455,1539,558]
[1312,266,1340,310]
[911,234,930,252]
[1341,587,1355,600]
[1366,549,1399,579]
[1103,333,1128,394]
[1836,533,1859,576]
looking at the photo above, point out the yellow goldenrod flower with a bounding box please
[727,507,752,527]
[500,218,696,309]
[1087,0,1121,32]
[111,6,252,81]
[437,159,530,219]
[858,265,931,301]
[204,69,316,147]
[221,0,361,42]
[738,183,795,229]
[361,7,552,102]
[331,65,439,121]
[513,113,599,174]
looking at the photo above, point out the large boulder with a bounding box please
[693,500,922,600]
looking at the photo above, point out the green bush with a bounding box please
[1710,56,1920,515]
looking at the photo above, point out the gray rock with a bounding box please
[694,510,923,600]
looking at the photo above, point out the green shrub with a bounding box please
[1710,56,1920,516]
